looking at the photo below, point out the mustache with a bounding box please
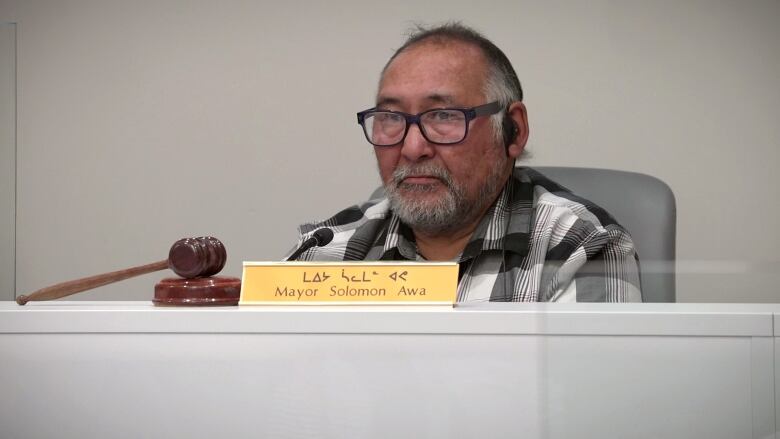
[390,163,453,188]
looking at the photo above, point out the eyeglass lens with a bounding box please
[363,109,468,146]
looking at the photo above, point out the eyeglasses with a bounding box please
[356,101,502,147]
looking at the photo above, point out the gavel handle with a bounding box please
[16,260,169,305]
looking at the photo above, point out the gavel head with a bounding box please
[168,236,226,278]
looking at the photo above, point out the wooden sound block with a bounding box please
[153,276,241,306]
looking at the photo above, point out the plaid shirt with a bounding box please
[292,167,642,302]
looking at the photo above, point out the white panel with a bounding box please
[751,337,775,439]
[542,336,753,438]
[0,332,762,439]
[1,303,779,438]
[775,337,780,437]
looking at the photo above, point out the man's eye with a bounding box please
[428,110,462,122]
[376,113,402,123]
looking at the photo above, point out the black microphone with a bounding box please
[286,228,334,261]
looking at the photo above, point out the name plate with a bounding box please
[240,261,458,305]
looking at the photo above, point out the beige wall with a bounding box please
[1,0,778,302]
[0,22,14,301]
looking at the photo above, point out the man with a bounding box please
[291,23,642,302]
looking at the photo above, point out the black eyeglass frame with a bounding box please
[356,101,503,147]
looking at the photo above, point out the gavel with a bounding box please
[16,237,241,306]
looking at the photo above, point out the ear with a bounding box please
[505,102,529,159]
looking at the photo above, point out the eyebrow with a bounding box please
[375,93,457,109]
[375,96,401,108]
[425,94,456,106]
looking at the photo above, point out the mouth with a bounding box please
[400,176,442,186]
[389,164,452,193]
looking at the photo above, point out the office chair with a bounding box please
[371,167,676,302]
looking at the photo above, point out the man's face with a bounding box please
[375,41,511,235]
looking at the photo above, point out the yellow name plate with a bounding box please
[240,261,458,305]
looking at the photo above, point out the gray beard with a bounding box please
[385,159,508,236]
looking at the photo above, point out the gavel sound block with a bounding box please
[16,237,241,306]
[154,237,241,306]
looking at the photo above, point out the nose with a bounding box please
[400,123,435,162]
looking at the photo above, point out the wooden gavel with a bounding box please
[16,236,230,305]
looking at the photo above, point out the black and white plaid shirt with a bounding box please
[292,167,642,302]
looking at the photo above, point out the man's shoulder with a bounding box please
[291,197,393,261]
[512,168,641,302]
[515,167,624,231]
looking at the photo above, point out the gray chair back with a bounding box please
[534,167,676,302]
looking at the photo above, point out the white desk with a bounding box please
[1,302,778,439]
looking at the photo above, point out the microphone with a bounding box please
[286,228,334,261]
